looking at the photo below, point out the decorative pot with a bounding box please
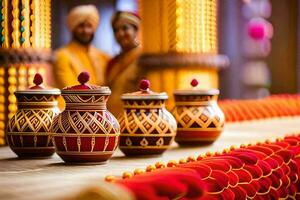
[118,79,177,156]
[51,72,120,163]
[6,73,60,157]
[172,79,225,145]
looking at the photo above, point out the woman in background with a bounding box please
[106,11,142,116]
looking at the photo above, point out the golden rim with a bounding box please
[11,147,54,150]
[177,128,223,131]
[120,133,175,137]
[56,151,114,155]
[53,133,120,137]
[119,145,170,149]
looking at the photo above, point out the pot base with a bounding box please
[56,151,113,163]
[11,147,55,158]
[175,130,222,146]
[176,140,215,146]
[120,148,168,156]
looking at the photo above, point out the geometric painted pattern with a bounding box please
[118,99,177,150]
[119,109,176,135]
[51,93,120,158]
[172,105,224,130]
[122,99,165,109]
[62,94,106,104]
[6,92,60,151]
[52,110,120,134]
[8,109,57,133]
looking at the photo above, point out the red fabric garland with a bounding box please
[116,134,300,199]
[219,94,300,122]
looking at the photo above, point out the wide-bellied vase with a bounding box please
[172,79,225,145]
[6,74,60,157]
[118,79,177,156]
[51,72,120,163]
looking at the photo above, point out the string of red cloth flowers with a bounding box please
[219,94,300,122]
[111,134,300,199]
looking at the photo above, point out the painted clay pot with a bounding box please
[6,74,60,157]
[118,79,177,156]
[172,79,225,145]
[52,72,120,163]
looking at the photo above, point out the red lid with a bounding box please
[122,79,168,100]
[173,78,219,96]
[15,73,60,95]
[62,72,111,94]
[63,71,93,90]
[29,73,45,89]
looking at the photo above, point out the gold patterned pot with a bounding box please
[172,79,225,145]
[6,74,60,157]
[52,72,120,163]
[118,79,177,156]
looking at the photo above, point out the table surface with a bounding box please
[1,117,300,200]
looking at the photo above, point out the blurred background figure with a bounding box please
[52,5,109,89]
[106,11,142,116]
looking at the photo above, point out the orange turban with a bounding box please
[111,11,140,29]
[66,5,99,32]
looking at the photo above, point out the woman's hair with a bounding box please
[111,11,140,30]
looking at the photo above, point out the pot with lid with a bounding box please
[51,72,120,163]
[172,79,225,145]
[118,79,177,156]
[6,73,60,157]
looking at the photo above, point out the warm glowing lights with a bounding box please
[0,64,48,145]
[11,0,21,48]
[45,0,51,48]
[0,0,51,145]
[28,67,37,84]
[0,67,4,145]
[175,0,217,53]
[18,65,27,90]
[140,0,217,54]
[8,67,17,117]
[20,0,30,48]
[1,0,10,48]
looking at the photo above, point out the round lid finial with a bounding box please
[139,79,150,91]
[122,78,168,100]
[33,73,43,86]
[190,79,199,87]
[78,71,90,85]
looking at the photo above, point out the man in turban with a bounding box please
[53,5,109,89]
[106,11,142,115]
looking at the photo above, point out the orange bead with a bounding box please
[230,145,237,151]
[167,160,178,167]
[146,165,156,172]
[197,155,203,161]
[122,171,133,179]
[223,148,230,154]
[155,162,166,169]
[105,175,116,182]
[179,158,187,164]
[205,152,213,157]
[134,168,145,175]
[265,139,271,144]
[187,156,196,162]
